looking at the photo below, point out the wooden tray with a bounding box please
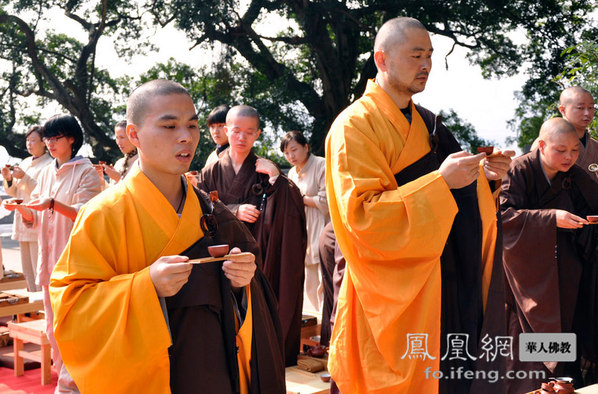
[0,271,25,282]
[0,292,29,307]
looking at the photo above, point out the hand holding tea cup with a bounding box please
[221,247,256,289]
[556,209,588,229]
[11,166,25,179]
[2,198,24,211]
[481,149,515,180]
[149,255,193,297]
[1,166,11,181]
[25,197,52,211]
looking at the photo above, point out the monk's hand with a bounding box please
[222,247,256,289]
[255,158,279,178]
[184,171,199,188]
[439,151,485,189]
[482,149,515,180]
[149,255,193,297]
[237,203,260,223]
[555,210,589,229]
[103,164,121,182]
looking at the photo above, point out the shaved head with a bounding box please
[226,105,260,128]
[539,118,577,142]
[127,79,192,126]
[374,17,428,53]
[560,86,594,106]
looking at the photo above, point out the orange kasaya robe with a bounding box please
[49,166,253,394]
[325,80,498,393]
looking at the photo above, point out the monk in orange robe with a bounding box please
[325,17,514,393]
[49,80,285,393]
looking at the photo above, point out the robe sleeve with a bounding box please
[49,203,171,393]
[311,158,329,215]
[71,166,103,212]
[328,115,458,260]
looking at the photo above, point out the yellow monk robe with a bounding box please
[325,80,498,393]
[49,166,252,393]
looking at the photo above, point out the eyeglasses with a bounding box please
[43,135,66,144]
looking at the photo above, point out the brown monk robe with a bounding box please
[199,149,307,366]
[168,188,286,393]
[501,149,598,394]
[318,222,346,347]
[405,105,507,394]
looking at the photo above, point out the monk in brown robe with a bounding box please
[198,105,307,366]
[501,117,598,393]
[317,222,346,348]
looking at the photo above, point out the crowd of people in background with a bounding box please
[0,15,596,394]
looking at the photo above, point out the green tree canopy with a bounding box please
[151,0,597,155]
[2,1,597,160]
[0,0,147,160]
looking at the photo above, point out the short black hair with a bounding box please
[25,125,43,139]
[207,105,230,126]
[280,130,308,153]
[115,120,127,129]
[42,114,84,158]
[127,79,192,126]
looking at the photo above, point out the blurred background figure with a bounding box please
[3,114,102,393]
[204,105,230,166]
[281,130,330,313]
[99,120,139,187]
[1,126,53,291]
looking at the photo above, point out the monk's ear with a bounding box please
[558,105,566,116]
[256,129,261,139]
[537,139,546,153]
[127,124,141,149]
[374,50,387,71]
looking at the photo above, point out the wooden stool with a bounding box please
[8,319,52,385]
[300,315,321,350]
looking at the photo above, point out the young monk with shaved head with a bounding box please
[198,104,306,367]
[49,80,285,393]
[501,117,598,393]
[559,87,598,180]
[325,16,515,393]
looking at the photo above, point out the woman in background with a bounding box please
[281,130,330,313]
[4,114,102,393]
[1,126,53,291]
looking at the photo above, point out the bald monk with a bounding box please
[532,87,598,181]
[325,16,514,393]
[50,80,285,393]
[501,117,598,393]
[198,105,306,366]
[559,87,598,180]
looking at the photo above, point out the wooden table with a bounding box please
[578,383,598,393]
[0,291,43,322]
[0,274,28,292]
[286,366,330,394]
